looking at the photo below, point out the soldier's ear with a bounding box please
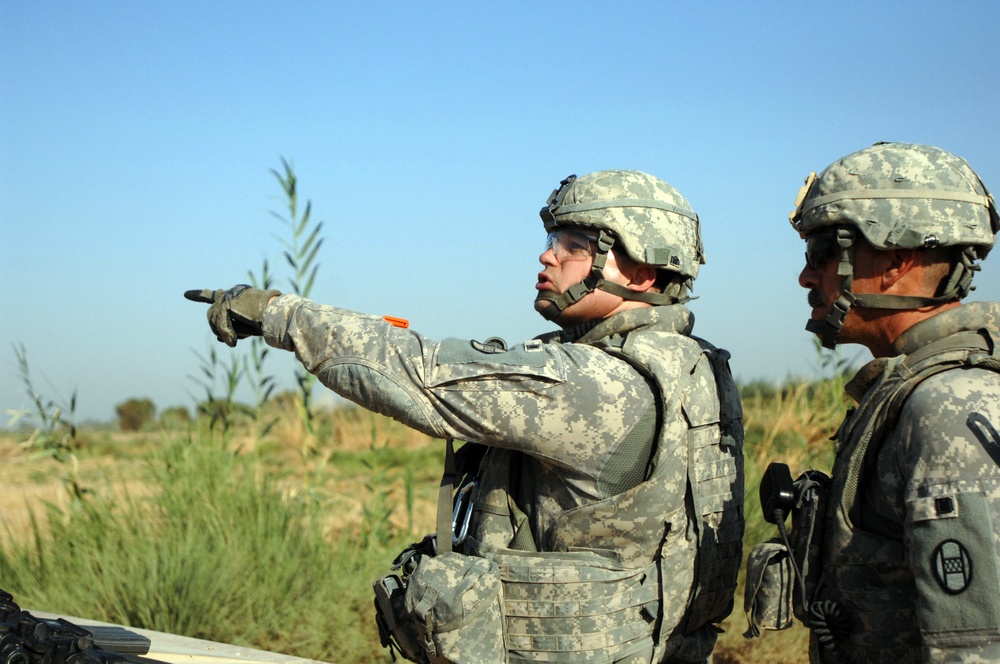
[882,249,919,290]
[627,263,658,293]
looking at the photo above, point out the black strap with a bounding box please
[437,439,457,554]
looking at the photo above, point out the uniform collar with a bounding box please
[891,301,1000,355]
[844,358,890,404]
[844,301,1000,403]
[572,305,694,345]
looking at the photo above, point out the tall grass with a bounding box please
[7,344,86,504]
[1,375,852,664]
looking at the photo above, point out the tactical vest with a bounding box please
[814,328,1000,664]
[465,327,744,663]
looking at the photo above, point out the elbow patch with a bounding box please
[908,490,1000,644]
[323,362,428,424]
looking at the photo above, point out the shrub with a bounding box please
[115,398,155,431]
[159,406,191,430]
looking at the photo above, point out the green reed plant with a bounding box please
[7,343,87,505]
[269,158,325,456]
[184,159,326,457]
[188,344,249,442]
[247,259,279,448]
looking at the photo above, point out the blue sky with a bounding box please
[2,1,999,424]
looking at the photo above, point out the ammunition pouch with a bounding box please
[743,540,794,636]
[405,551,505,663]
[373,536,506,664]
[374,439,506,663]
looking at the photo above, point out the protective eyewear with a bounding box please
[545,229,598,262]
[804,232,839,269]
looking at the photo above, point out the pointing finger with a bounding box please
[184,289,224,304]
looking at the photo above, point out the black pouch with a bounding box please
[374,573,427,663]
[788,470,829,623]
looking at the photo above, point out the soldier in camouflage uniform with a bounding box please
[783,143,1000,663]
[186,170,744,663]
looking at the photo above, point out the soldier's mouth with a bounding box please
[808,290,825,310]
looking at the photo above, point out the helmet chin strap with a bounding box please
[535,230,687,322]
[807,227,858,350]
[807,228,980,349]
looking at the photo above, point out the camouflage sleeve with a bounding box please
[890,368,1000,661]
[262,294,655,477]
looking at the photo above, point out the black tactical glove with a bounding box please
[184,285,281,347]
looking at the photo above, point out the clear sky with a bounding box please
[2,1,999,424]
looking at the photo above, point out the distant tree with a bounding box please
[160,406,191,430]
[116,398,156,431]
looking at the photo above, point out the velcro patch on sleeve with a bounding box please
[908,490,1000,642]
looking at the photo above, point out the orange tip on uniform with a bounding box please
[383,316,409,329]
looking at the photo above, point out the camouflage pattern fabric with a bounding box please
[262,296,743,663]
[403,552,506,663]
[467,307,743,663]
[812,301,1000,663]
[266,295,664,535]
[743,540,794,635]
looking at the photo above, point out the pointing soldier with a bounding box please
[749,143,1000,663]
[187,170,744,663]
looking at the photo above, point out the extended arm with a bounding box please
[185,288,656,483]
[262,294,654,472]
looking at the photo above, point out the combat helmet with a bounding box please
[536,169,705,321]
[789,142,999,348]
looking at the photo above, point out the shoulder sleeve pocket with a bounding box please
[908,490,1000,645]
[429,338,565,389]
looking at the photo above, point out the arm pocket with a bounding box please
[428,338,565,390]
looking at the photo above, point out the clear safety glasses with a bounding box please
[544,229,598,262]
